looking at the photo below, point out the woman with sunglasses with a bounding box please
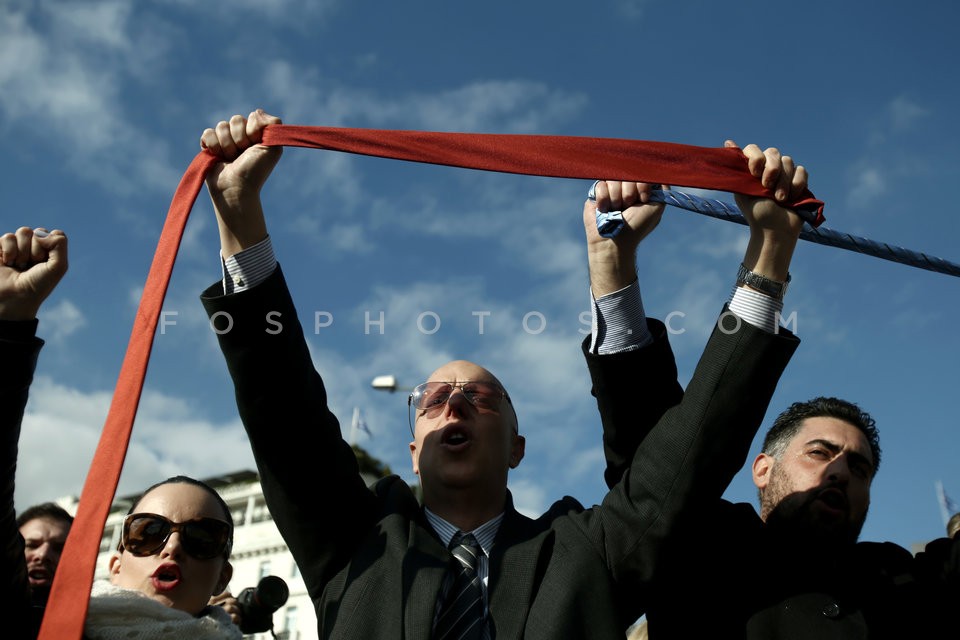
[86,475,240,639]
[1,227,240,638]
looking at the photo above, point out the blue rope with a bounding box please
[593,188,960,279]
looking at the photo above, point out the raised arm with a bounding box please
[587,142,807,487]
[1,226,69,638]
[581,182,686,487]
[580,143,807,606]
[199,112,382,602]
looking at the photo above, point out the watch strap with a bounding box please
[736,263,791,300]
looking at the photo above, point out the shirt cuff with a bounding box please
[589,279,653,355]
[221,237,277,295]
[727,285,786,334]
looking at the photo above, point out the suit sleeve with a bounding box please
[200,267,378,601]
[582,318,683,489]
[586,307,799,591]
[1,320,44,638]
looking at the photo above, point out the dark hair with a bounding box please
[16,502,74,529]
[128,476,234,556]
[947,512,960,539]
[762,396,882,474]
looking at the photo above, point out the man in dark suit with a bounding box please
[198,109,807,638]
[591,341,960,635]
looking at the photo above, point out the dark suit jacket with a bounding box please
[201,267,798,639]
[1,320,46,639]
[588,319,960,640]
[642,500,959,639]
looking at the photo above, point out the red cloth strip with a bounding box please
[37,151,218,640]
[39,125,823,639]
[263,125,825,225]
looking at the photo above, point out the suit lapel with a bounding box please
[403,518,449,639]
[487,504,545,636]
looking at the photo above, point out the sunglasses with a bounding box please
[120,513,232,560]
[407,380,511,434]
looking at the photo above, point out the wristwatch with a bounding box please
[736,263,791,300]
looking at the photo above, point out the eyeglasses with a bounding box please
[120,513,232,560]
[407,380,511,435]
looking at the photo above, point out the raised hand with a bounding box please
[583,180,666,297]
[0,227,69,321]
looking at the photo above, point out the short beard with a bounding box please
[28,582,52,607]
[760,465,866,547]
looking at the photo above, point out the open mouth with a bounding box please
[441,425,471,447]
[151,564,182,591]
[27,568,51,584]
[816,488,848,512]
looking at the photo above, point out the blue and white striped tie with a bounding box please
[435,533,490,640]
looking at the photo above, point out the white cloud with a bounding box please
[15,378,110,508]
[260,58,588,134]
[847,167,886,208]
[52,1,134,50]
[507,478,549,518]
[615,0,655,19]
[157,0,340,25]
[888,96,930,131]
[383,81,588,134]
[15,375,255,510]
[0,1,180,194]
[847,95,932,211]
[38,299,87,342]
[684,218,749,260]
[565,446,606,492]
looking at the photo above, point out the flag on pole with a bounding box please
[351,406,372,439]
[357,411,372,437]
[936,481,960,526]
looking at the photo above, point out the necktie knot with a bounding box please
[450,532,480,571]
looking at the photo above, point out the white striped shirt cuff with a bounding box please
[727,285,785,334]
[590,280,653,355]
[221,237,278,294]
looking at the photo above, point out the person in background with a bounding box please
[947,512,960,540]
[16,502,74,608]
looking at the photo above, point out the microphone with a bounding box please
[236,575,290,634]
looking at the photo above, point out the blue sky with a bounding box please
[4,0,959,552]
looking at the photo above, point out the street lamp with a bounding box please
[371,375,399,392]
[370,375,414,393]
